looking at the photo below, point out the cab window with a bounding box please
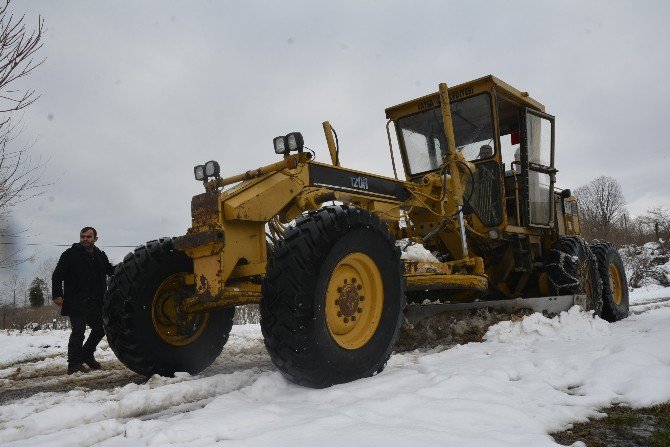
[497,95,521,174]
[397,93,495,176]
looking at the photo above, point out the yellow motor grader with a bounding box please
[103,75,629,388]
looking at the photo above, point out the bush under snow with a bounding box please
[620,241,670,289]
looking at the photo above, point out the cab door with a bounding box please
[520,109,555,228]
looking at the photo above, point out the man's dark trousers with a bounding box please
[68,308,104,365]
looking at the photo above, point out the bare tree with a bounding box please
[0,0,44,114]
[638,206,670,245]
[0,271,26,307]
[574,176,627,242]
[36,255,55,296]
[0,0,45,268]
[0,124,47,219]
[0,219,37,268]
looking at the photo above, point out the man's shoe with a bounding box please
[67,363,90,375]
[83,356,101,370]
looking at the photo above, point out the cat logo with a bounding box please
[351,176,369,190]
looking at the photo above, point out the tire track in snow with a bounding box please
[0,352,63,370]
[629,296,670,315]
[0,329,273,445]
[0,357,146,405]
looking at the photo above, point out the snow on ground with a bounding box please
[630,283,670,304]
[1,296,670,446]
[0,330,72,370]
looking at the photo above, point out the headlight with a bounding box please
[194,165,205,181]
[204,160,220,178]
[274,132,304,154]
[273,136,286,154]
[194,161,220,182]
[286,132,304,151]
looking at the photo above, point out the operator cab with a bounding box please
[497,94,555,228]
[385,75,556,233]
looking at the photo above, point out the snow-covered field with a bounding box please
[1,290,669,447]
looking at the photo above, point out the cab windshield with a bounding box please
[397,93,494,175]
[397,92,502,226]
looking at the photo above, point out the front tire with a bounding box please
[103,238,234,377]
[261,206,406,388]
[591,241,629,322]
[547,236,603,316]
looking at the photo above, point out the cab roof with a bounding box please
[384,75,545,121]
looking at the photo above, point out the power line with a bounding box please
[0,242,137,248]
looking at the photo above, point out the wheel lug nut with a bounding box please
[352,278,357,284]
[337,312,342,317]
[344,279,348,284]
[357,285,362,290]
[359,296,364,301]
[337,287,342,293]
[344,317,349,323]
[357,308,362,313]
[335,300,339,305]
[351,316,356,321]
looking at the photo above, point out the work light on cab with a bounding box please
[193,165,205,181]
[286,132,304,152]
[273,136,286,154]
[205,160,220,178]
[274,132,304,154]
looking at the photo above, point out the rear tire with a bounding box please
[103,238,234,377]
[261,206,406,388]
[546,236,603,316]
[591,241,629,322]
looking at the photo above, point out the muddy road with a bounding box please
[0,326,275,407]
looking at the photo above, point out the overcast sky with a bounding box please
[2,0,669,283]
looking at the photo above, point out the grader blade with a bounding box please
[404,294,587,325]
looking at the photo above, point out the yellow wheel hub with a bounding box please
[609,263,623,305]
[325,252,383,350]
[152,272,209,346]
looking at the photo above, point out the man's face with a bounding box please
[479,146,493,159]
[80,230,97,248]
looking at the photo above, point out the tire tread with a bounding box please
[261,205,405,388]
[103,238,234,377]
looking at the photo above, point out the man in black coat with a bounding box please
[52,227,115,374]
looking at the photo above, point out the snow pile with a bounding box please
[484,306,610,344]
[397,240,439,263]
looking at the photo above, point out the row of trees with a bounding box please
[575,175,669,290]
[1,275,44,307]
[574,175,669,248]
[0,256,54,309]
[1,255,54,329]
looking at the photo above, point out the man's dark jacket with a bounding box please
[52,243,115,316]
